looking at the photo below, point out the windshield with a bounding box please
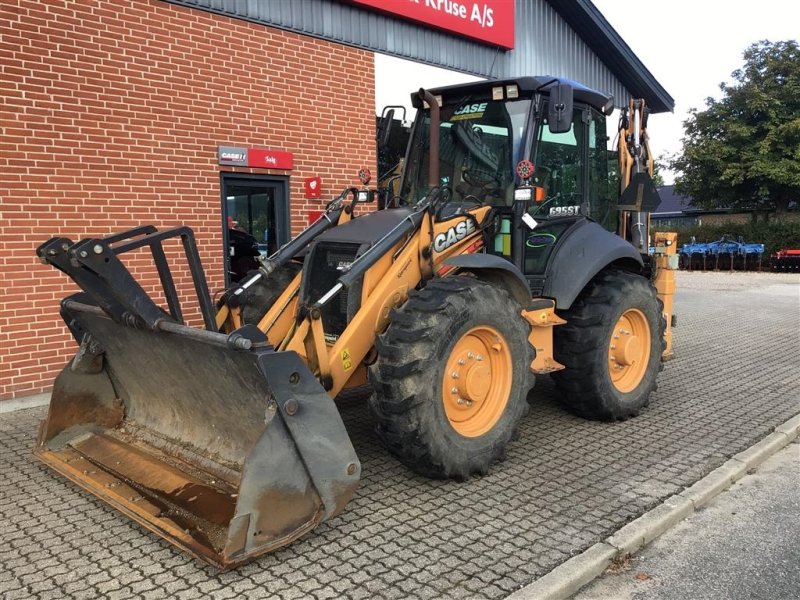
[399,99,531,206]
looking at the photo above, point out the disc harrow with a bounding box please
[675,236,765,271]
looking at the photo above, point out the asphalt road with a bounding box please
[574,441,800,599]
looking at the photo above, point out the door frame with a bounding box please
[219,173,291,286]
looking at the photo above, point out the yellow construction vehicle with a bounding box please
[34,77,676,569]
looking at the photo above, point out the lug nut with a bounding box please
[451,387,459,394]
[451,372,459,379]
[457,359,466,365]
[475,355,483,361]
[284,399,298,416]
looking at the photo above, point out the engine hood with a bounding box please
[315,207,415,246]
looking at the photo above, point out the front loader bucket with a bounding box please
[35,302,360,569]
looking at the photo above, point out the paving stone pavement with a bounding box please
[1,271,798,599]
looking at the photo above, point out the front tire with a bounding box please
[551,269,665,420]
[368,277,534,480]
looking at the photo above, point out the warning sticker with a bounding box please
[451,102,488,121]
[341,348,353,371]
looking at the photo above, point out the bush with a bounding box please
[653,219,800,257]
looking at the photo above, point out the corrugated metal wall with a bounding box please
[166,0,631,106]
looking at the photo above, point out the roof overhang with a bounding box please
[545,0,674,113]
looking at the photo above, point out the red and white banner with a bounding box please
[351,0,515,49]
[246,148,294,170]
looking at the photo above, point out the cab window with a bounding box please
[528,105,585,219]
[588,109,617,232]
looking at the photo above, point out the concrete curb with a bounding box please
[0,392,50,414]
[508,413,800,600]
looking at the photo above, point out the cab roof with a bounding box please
[411,76,614,114]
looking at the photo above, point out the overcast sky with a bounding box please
[375,0,799,184]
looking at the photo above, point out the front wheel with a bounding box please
[368,277,534,480]
[551,269,665,420]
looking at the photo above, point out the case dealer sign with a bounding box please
[217,146,294,170]
[350,0,514,49]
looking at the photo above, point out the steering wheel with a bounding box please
[462,167,502,190]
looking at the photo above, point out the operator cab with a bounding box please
[399,76,620,287]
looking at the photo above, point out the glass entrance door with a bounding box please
[221,174,289,284]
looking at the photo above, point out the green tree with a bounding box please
[651,157,665,188]
[670,40,800,213]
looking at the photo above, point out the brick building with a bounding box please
[1,0,672,402]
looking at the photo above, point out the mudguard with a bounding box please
[544,220,644,309]
[444,253,533,307]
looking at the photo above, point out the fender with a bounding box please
[443,254,533,308]
[544,220,643,309]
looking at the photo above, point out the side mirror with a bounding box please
[548,82,573,134]
[377,108,395,149]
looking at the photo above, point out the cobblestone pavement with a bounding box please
[1,272,798,599]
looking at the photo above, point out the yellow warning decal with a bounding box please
[341,348,353,371]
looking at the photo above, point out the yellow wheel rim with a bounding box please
[442,326,513,437]
[608,308,651,393]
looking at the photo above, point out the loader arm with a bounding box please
[270,199,494,398]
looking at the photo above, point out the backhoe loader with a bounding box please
[34,76,677,569]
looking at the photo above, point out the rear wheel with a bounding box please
[551,269,665,420]
[368,277,534,480]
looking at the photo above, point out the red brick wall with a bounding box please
[0,0,376,400]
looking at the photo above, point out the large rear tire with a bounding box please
[368,277,534,480]
[551,269,665,421]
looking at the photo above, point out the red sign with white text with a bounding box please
[351,0,514,49]
[247,148,294,170]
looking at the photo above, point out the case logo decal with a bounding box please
[433,219,477,253]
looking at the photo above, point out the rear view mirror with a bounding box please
[377,105,406,149]
[377,108,395,149]
[548,82,573,134]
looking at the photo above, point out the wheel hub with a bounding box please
[608,309,651,393]
[612,331,642,366]
[442,326,512,437]
[465,365,491,401]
